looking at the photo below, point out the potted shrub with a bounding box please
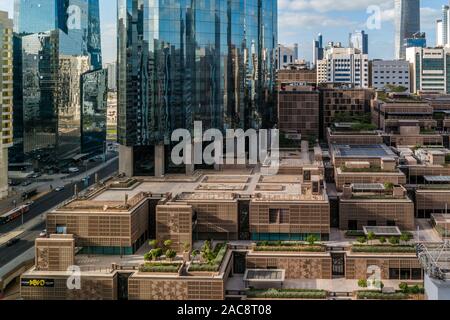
[357,236,367,244]
[166,249,177,261]
[306,235,318,246]
[148,239,158,249]
[379,237,386,244]
[400,233,412,245]
[358,279,368,288]
[164,239,173,249]
[151,248,163,261]
[389,236,399,245]
[144,252,153,261]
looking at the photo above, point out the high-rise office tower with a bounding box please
[394,0,420,60]
[13,0,103,167]
[14,0,102,69]
[0,12,13,199]
[313,33,324,68]
[117,0,278,177]
[437,19,444,47]
[349,30,368,55]
[436,5,450,47]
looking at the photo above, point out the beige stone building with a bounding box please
[339,184,415,231]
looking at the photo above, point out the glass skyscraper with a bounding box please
[394,0,420,60]
[117,0,277,176]
[349,30,368,55]
[81,69,108,154]
[13,0,104,167]
[14,0,102,69]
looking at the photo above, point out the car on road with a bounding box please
[21,180,32,187]
[68,167,80,173]
[55,186,65,192]
[6,238,20,247]
[25,200,35,206]
[8,179,20,186]
[39,229,47,237]
[30,173,42,179]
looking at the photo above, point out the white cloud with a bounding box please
[279,0,392,13]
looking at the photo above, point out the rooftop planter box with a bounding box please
[247,289,327,300]
[253,241,326,253]
[187,243,227,275]
[139,262,183,274]
[351,245,416,254]
[356,291,409,300]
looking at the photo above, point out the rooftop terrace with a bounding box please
[332,144,397,159]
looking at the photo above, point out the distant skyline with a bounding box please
[0,0,446,64]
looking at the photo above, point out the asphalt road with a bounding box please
[0,158,118,267]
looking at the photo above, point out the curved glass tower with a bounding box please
[118,0,277,176]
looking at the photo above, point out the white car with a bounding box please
[55,186,65,192]
[68,167,79,173]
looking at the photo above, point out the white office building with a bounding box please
[317,45,369,88]
[276,44,299,70]
[371,60,410,91]
[406,47,450,94]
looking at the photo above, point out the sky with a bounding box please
[0,0,446,65]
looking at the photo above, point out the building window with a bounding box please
[269,209,289,224]
[387,220,396,226]
[367,220,377,226]
[269,209,278,224]
[412,268,422,280]
[303,170,311,182]
[56,225,67,234]
[348,220,358,231]
[389,268,400,280]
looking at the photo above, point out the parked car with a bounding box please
[6,238,20,247]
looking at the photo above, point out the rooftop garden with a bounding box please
[356,281,424,300]
[254,237,326,253]
[356,291,409,300]
[376,88,420,103]
[247,288,327,299]
[331,124,378,135]
[139,262,182,273]
[188,241,227,272]
[144,239,178,262]
[351,232,415,253]
[332,112,374,125]
[420,129,437,134]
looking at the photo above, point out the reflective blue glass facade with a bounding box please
[81,69,108,154]
[14,0,102,69]
[13,0,103,167]
[117,0,277,175]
